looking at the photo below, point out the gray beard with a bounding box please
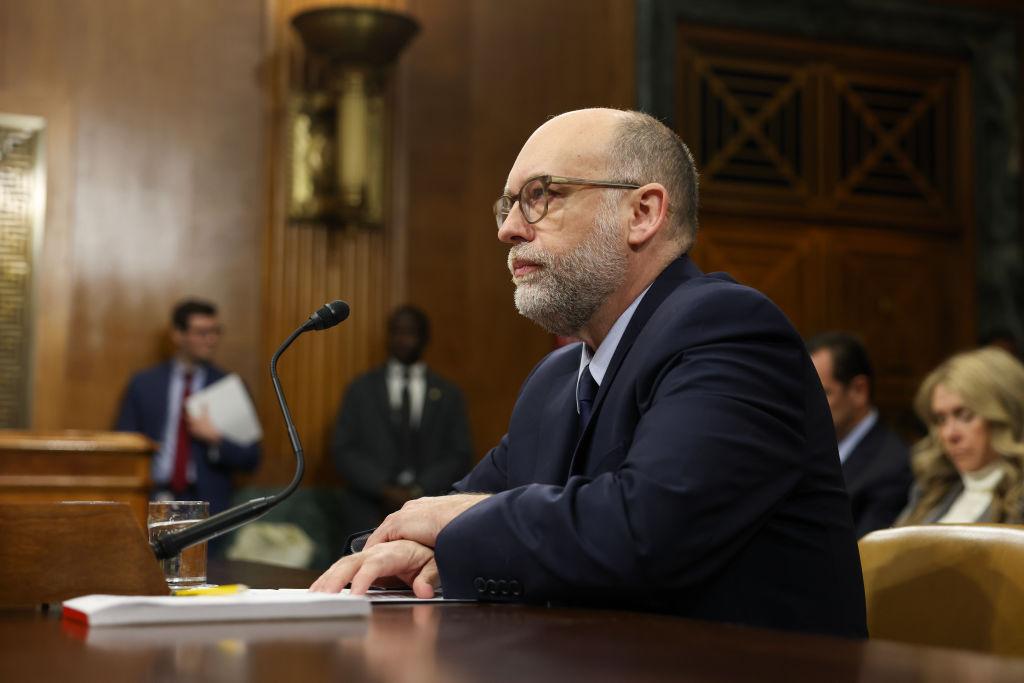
[508,209,628,337]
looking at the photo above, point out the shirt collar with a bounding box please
[961,460,1005,492]
[578,284,652,387]
[172,360,206,382]
[388,359,426,377]
[837,409,878,464]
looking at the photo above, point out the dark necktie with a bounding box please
[577,364,599,434]
[400,366,412,431]
[395,366,415,479]
[171,372,193,494]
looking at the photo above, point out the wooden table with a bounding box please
[1,560,1022,682]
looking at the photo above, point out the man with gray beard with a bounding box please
[313,108,867,639]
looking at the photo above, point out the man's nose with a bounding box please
[497,205,535,244]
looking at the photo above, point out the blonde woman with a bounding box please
[898,347,1024,525]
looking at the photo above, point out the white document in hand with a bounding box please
[185,373,263,446]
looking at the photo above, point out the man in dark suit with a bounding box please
[116,299,260,515]
[332,305,473,533]
[312,109,867,638]
[808,332,912,538]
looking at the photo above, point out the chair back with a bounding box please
[859,524,1024,656]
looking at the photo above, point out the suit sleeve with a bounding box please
[332,382,390,500]
[435,293,809,601]
[451,436,510,494]
[416,386,474,496]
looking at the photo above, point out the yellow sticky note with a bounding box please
[173,583,249,597]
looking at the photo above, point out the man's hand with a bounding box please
[365,493,490,550]
[310,540,439,598]
[186,407,222,444]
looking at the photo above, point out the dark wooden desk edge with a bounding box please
[2,560,1021,683]
[212,559,1024,663]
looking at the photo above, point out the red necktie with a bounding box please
[171,372,193,494]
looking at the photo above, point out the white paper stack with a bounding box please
[62,590,370,627]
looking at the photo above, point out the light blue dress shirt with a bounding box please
[576,285,651,413]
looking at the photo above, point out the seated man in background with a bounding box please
[332,305,473,534]
[314,108,867,639]
[116,299,261,516]
[808,332,911,537]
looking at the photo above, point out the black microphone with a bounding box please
[150,300,351,560]
[303,300,350,331]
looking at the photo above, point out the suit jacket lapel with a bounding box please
[841,421,883,491]
[535,353,584,485]
[372,366,398,447]
[419,371,440,435]
[569,256,703,474]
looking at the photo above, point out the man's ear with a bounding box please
[626,183,669,248]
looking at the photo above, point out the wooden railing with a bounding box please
[0,430,156,527]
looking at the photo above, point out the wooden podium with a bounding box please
[0,502,169,607]
[0,430,156,527]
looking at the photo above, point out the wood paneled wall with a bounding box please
[258,0,406,485]
[399,0,635,475]
[0,0,267,430]
[258,0,636,484]
[8,0,634,485]
[9,0,1012,488]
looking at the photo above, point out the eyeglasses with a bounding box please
[493,175,640,229]
[186,324,223,338]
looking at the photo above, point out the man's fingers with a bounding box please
[310,554,361,593]
[333,540,435,595]
[349,559,387,595]
[366,494,491,551]
[411,558,440,599]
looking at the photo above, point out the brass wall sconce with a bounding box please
[287,6,419,228]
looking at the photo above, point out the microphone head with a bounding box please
[306,300,350,331]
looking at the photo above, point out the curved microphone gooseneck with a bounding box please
[150,300,351,561]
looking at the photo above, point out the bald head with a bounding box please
[508,108,699,253]
[509,109,624,186]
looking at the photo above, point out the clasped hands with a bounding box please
[310,493,488,597]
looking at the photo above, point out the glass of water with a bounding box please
[147,500,209,588]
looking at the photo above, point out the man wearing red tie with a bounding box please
[116,299,261,515]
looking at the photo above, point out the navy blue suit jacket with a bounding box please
[436,256,867,638]
[115,361,261,514]
[843,419,911,538]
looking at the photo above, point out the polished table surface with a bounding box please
[2,560,1024,682]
